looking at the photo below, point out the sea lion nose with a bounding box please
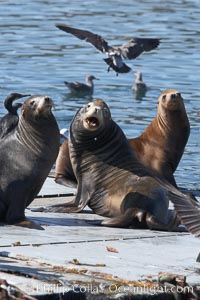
[44,96,50,102]
[171,94,177,100]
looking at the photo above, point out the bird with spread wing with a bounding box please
[56,24,160,75]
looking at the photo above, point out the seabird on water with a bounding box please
[56,24,160,75]
[0,93,30,139]
[64,75,99,96]
[132,71,147,92]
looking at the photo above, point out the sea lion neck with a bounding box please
[16,112,59,157]
[158,102,189,133]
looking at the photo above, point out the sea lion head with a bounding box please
[158,89,184,111]
[83,99,111,131]
[72,99,111,137]
[21,95,54,121]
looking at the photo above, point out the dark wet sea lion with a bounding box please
[52,100,199,236]
[55,89,190,188]
[0,95,60,229]
[0,93,30,139]
[129,89,190,187]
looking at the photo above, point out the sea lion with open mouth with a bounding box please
[55,89,190,189]
[48,100,200,236]
[0,95,60,230]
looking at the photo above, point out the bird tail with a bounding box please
[103,58,131,74]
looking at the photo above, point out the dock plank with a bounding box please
[0,178,199,298]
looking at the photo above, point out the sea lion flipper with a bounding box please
[35,185,88,213]
[15,218,44,230]
[55,175,77,188]
[146,210,186,232]
[30,198,79,213]
[42,203,83,213]
[101,208,139,228]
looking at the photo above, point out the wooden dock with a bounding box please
[0,178,199,299]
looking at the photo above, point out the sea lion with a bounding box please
[55,89,189,188]
[55,139,77,188]
[129,89,190,187]
[0,95,60,229]
[50,100,200,236]
[0,93,30,139]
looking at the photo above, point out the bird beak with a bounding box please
[94,77,100,80]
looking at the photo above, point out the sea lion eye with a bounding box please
[30,100,35,106]
[104,107,109,115]
[162,95,166,102]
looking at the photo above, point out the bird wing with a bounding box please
[65,81,90,93]
[56,24,111,53]
[120,38,160,59]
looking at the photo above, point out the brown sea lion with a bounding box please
[55,139,77,188]
[129,89,190,187]
[49,100,200,236]
[55,89,190,188]
[0,95,60,229]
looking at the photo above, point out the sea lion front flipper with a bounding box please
[33,181,91,213]
[15,218,44,230]
[30,197,82,213]
[55,174,77,188]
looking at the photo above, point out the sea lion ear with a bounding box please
[21,105,25,116]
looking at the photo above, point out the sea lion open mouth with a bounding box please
[85,116,99,127]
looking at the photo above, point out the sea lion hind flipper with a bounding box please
[101,208,144,228]
[159,180,200,237]
[146,210,186,232]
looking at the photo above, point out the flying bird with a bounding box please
[64,75,99,96]
[56,24,160,75]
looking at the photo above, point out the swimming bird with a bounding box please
[132,71,147,92]
[132,72,148,100]
[0,93,30,139]
[56,24,160,75]
[64,75,99,96]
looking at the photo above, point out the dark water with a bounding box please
[0,0,199,189]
